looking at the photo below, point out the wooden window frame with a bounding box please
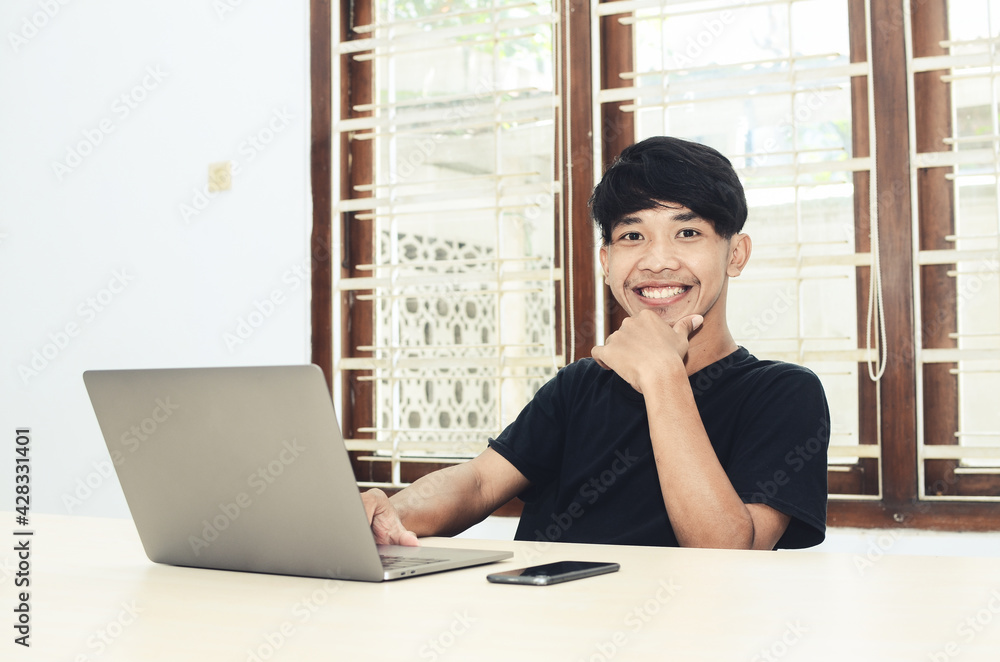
[312,0,1000,530]
[827,0,1000,529]
[314,0,597,499]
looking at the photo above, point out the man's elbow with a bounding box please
[677,515,756,550]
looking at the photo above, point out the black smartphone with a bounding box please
[486,560,620,586]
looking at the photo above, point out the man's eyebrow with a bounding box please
[611,215,642,229]
[611,210,704,229]
[672,211,700,223]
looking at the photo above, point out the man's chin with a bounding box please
[633,303,684,323]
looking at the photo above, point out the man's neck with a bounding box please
[683,326,738,377]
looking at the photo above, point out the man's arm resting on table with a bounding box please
[361,447,530,546]
[644,371,792,550]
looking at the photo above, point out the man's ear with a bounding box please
[599,244,610,284]
[727,233,752,278]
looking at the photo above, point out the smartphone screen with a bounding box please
[486,561,620,586]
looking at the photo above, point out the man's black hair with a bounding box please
[589,136,748,244]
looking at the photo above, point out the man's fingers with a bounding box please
[674,314,704,337]
[361,488,420,545]
[361,488,387,524]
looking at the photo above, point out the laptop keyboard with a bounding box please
[380,555,448,570]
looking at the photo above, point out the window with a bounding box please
[316,0,1000,527]
[330,0,596,488]
[911,0,1000,500]
[597,0,878,500]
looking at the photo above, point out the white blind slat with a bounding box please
[337,267,563,292]
[921,348,1000,363]
[337,354,566,372]
[916,249,1000,266]
[339,13,558,58]
[921,446,1000,461]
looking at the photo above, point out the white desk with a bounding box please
[5,513,1000,661]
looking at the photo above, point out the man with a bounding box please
[363,136,829,550]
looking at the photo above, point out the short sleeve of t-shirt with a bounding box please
[486,360,580,497]
[697,359,830,549]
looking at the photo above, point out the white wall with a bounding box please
[0,0,312,518]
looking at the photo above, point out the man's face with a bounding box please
[599,204,749,328]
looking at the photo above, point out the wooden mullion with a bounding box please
[561,0,598,361]
[913,0,958,499]
[912,0,997,500]
[847,0,880,498]
[599,0,635,338]
[341,0,378,483]
[868,0,917,507]
[310,0,334,389]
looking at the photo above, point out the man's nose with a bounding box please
[636,239,681,272]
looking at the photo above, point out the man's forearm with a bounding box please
[645,370,756,549]
[389,461,494,538]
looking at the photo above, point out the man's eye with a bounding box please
[679,229,700,238]
[621,232,642,241]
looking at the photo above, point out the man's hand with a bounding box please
[361,488,419,546]
[591,310,703,393]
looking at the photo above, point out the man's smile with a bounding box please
[636,284,689,300]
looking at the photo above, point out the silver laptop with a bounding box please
[83,364,512,581]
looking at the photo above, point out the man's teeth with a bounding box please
[640,286,686,299]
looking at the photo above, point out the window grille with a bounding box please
[334,0,565,486]
[909,0,1000,498]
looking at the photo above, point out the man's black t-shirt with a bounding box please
[488,347,830,549]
